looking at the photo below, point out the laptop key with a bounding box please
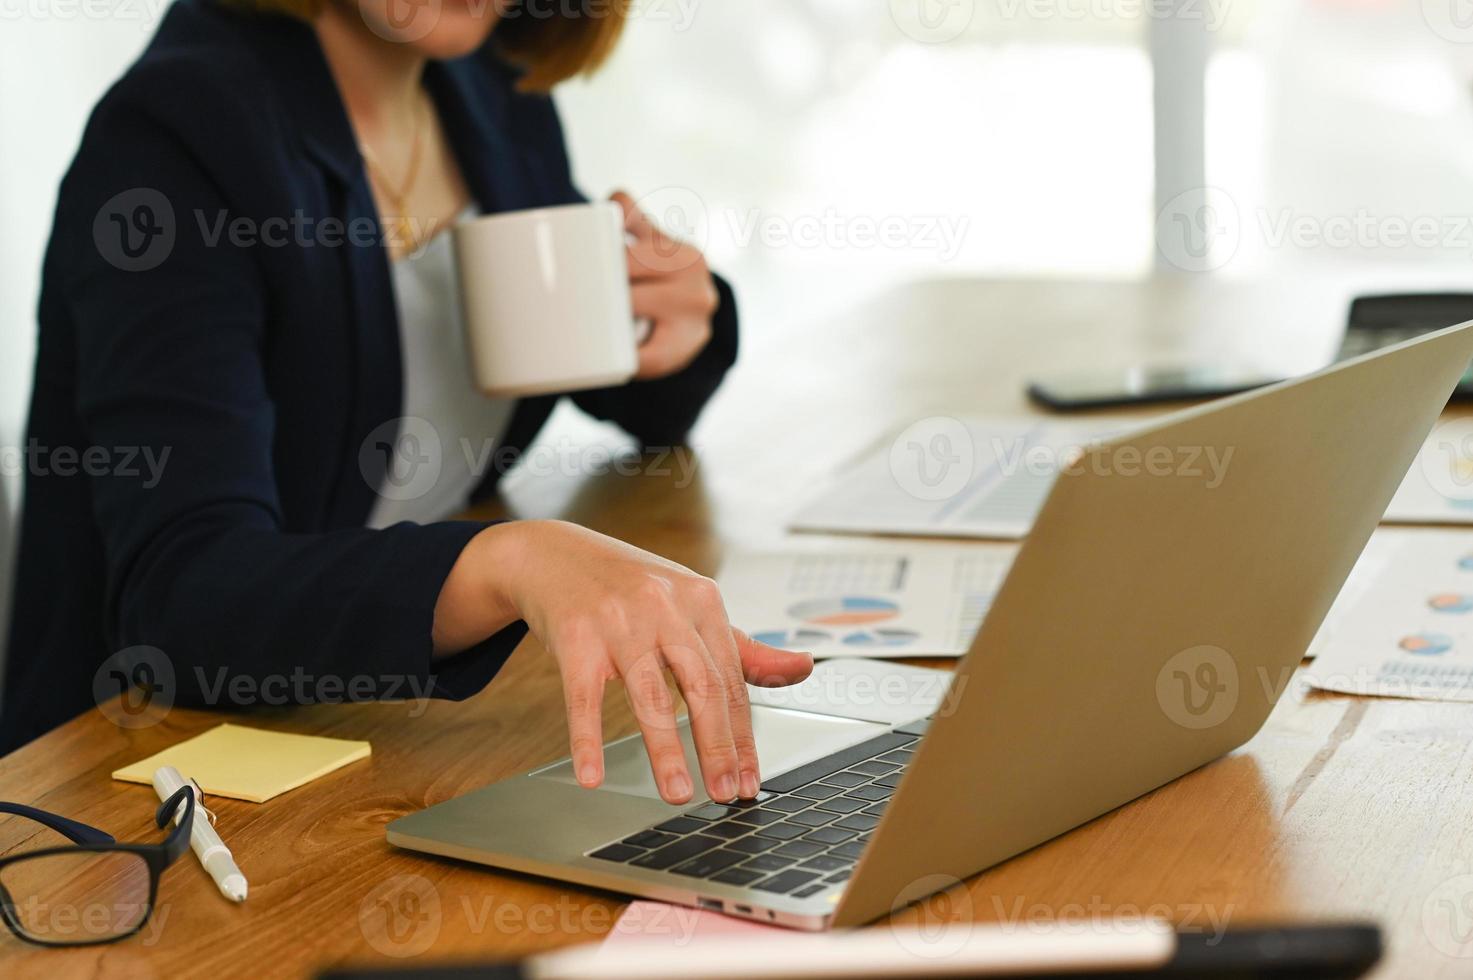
[727,835,774,855]
[743,854,795,872]
[711,867,765,886]
[760,733,914,793]
[831,841,867,860]
[825,869,853,883]
[772,840,825,859]
[815,797,868,815]
[850,760,897,776]
[863,802,888,816]
[690,804,741,821]
[874,772,903,789]
[876,749,914,765]
[821,772,870,788]
[836,814,880,832]
[762,796,811,814]
[655,817,706,835]
[731,792,774,807]
[803,826,855,845]
[792,884,827,899]
[590,843,643,862]
[753,869,822,894]
[631,834,723,870]
[671,849,748,878]
[707,821,752,839]
[844,785,891,802]
[788,809,837,828]
[791,783,844,800]
[622,830,677,849]
[731,808,788,826]
[799,854,850,873]
[753,821,807,841]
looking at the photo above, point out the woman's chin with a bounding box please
[356,1,499,58]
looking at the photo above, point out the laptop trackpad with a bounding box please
[532,706,888,800]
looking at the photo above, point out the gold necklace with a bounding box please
[359,94,427,255]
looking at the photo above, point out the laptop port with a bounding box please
[698,899,722,912]
[734,905,752,915]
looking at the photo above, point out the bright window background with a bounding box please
[6,0,1473,493]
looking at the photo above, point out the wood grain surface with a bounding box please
[1,276,1469,978]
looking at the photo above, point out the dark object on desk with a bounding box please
[0,787,194,946]
[319,924,1382,979]
[1026,365,1284,411]
[1338,293,1473,398]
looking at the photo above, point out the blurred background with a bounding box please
[7,0,1473,586]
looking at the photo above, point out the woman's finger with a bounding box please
[610,190,655,239]
[635,318,709,379]
[661,635,741,804]
[558,658,609,789]
[734,629,815,687]
[627,232,703,279]
[617,648,696,804]
[631,278,719,320]
[697,619,761,799]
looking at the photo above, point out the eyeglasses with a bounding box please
[0,786,194,946]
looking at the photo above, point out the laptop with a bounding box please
[388,320,1473,930]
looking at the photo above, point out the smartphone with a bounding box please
[1027,365,1284,411]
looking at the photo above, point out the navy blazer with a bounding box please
[1,0,738,751]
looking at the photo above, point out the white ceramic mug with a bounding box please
[453,201,639,398]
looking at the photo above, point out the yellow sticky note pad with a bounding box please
[112,723,371,803]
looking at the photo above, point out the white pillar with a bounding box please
[1151,4,1212,270]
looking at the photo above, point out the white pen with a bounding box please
[151,766,248,903]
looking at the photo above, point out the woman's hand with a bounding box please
[612,190,720,380]
[433,520,814,805]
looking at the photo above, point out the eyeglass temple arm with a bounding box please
[0,802,115,845]
[154,786,195,861]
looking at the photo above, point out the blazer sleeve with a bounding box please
[58,66,524,709]
[516,86,740,447]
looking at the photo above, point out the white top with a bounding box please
[367,212,517,528]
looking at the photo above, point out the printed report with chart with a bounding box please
[717,546,1014,658]
[1306,529,1473,701]
[792,417,1473,539]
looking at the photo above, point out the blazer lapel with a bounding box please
[257,13,400,526]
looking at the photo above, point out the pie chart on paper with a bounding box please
[786,597,900,627]
[1399,632,1454,655]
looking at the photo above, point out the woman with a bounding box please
[1,0,812,809]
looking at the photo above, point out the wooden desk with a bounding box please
[2,276,1471,978]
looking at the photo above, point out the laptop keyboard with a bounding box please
[587,720,927,898]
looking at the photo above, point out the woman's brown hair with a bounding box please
[239,0,628,91]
